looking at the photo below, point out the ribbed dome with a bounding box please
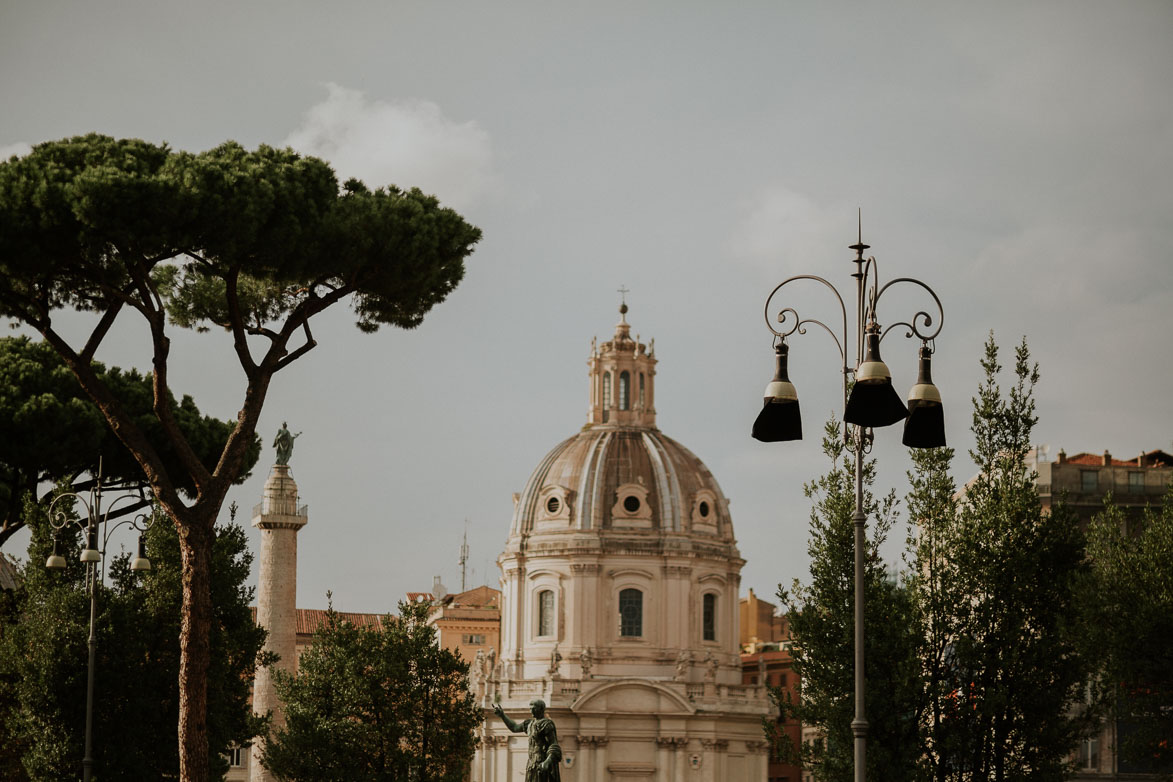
[510,426,733,539]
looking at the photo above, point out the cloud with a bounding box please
[283,84,493,211]
[728,185,849,276]
[0,142,32,160]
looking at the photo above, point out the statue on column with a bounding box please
[493,699,562,781]
[273,422,302,465]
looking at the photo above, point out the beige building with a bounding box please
[474,305,770,781]
[1040,448,1172,780]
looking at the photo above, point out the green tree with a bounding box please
[262,598,480,782]
[1084,496,1173,773]
[0,500,269,780]
[0,135,480,780]
[776,419,922,782]
[0,335,260,550]
[903,444,965,782]
[910,335,1092,781]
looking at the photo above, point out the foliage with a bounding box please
[0,134,479,780]
[909,335,1093,782]
[0,499,269,781]
[262,599,480,782]
[1084,495,1173,773]
[776,419,922,782]
[0,335,260,550]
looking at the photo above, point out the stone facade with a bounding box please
[474,306,770,781]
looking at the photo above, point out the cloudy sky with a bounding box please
[3,2,1171,613]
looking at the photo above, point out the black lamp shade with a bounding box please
[903,399,945,447]
[752,342,802,442]
[902,346,946,448]
[753,398,802,442]
[844,328,908,428]
[844,381,908,427]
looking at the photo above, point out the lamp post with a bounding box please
[45,471,156,782]
[752,225,945,782]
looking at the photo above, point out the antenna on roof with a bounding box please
[459,521,469,593]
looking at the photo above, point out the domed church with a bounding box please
[472,305,769,781]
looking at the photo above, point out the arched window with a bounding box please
[619,588,643,637]
[639,373,645,408]
[538,589,555,637]
[602,372,612,409]
[619,371,630,410]
[703,593,717,641]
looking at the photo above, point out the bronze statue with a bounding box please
[493,699,562,781]
[273,422,301,466]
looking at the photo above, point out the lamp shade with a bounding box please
[131,534,151,572]
[844,329,908,428]
[45,537,67,570]
[752,342,802,442]
[902,346,946,448]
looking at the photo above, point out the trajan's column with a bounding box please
[249,424,307,782]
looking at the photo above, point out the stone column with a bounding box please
[249,464,307,782]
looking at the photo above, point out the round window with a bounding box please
[546,496,561,514]
[699,500,710,518]
[623,495,641,513]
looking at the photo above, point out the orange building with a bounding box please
[740,589,801,782]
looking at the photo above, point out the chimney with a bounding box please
[1102,450,1111,466]
[1057,449,1067,464]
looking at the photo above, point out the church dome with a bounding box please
[511,428,732,539]
[509,305,733,542]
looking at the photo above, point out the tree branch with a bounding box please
[80,300,126,363]
[224,267,258,378]
[146,308,213,493]
[37,325,184,513]
[275,320,318,372]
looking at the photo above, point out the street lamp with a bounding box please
[45,471,156,782]
[752,224,945,782]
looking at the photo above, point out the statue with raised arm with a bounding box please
[493,699,562,781]
[273,421,302,466]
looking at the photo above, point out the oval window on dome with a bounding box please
[623,495,641,513]
[546,496,561,515]
[699,500,710,518]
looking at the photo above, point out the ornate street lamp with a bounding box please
[45,470,156,782]
[752,223,945,782]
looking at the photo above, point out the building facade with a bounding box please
[473,305,769,782]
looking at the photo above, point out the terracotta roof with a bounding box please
[250,606,389,635]
[448,585,500,608]
[296,609,388,635]
[1065,453,1139,467]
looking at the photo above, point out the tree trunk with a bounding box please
[177,512,215,782]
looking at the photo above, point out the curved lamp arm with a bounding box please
[873,277,944,345]
[762,274,849,367]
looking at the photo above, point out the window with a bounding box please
[619,588,642,636]
[639,373,645,407]
[702,593,717,641]
[1079,737,1099,770]
[619,371,630,410]
[1129,471,1144,494]
[1081,470,1098,493]
[538,589,555,637]
[602,372,611,408]
[462,633,486,645]
[227,746,245,767]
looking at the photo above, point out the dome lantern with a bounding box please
[588,301,657,428]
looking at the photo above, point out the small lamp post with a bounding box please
[45,471,156,782]
[752,223,946,782]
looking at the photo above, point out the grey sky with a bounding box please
[3,2,1171,612]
